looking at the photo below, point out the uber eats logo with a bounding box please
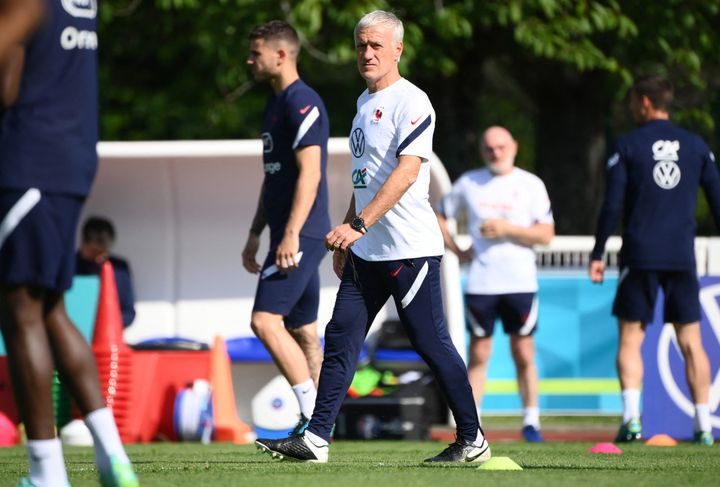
[352,168,368,189]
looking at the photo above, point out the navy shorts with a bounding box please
[0,188,84,292]
[613,268,700,325]
[465,293,538,338]
[252,235,326,328]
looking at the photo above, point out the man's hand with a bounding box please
[332,249,347,279]
[457,247,474,264]
[325,223,363,252]
[480,218,511,239]
[242,233,262,274]
[276,233,301,273]
[589,260,605,283]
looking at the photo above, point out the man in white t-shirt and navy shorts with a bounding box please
[437,126,555,443]
[256,10,490,464]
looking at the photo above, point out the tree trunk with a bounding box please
[524,68,615,235]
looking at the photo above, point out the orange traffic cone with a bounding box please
[646,434,677,446]
[92,260,133,442]
[209,335,252,444]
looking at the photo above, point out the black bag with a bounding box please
[335,374,448,440]
[376,320,412,349]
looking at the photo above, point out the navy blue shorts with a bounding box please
[613,268,700,325]
[252,236,326,328]
[0,189,84,292]
[465,293,538,338]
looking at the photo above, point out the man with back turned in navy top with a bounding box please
[242,20,330,437]
[0,1,138,485]
[590,75,720,446]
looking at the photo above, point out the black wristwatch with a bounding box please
[350,216,367,234]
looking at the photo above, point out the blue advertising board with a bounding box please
[483,273,621,413]
[642,276,720,440]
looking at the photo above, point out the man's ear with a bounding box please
[641,94,654,111]
[276,47,287,66]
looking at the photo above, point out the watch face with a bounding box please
[351,217,364,231]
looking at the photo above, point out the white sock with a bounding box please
[305,429,328,447]
[26,438,69,487]
[291,378,317,419]
[621,389,641,423]
[695,403,711,433]
[477,407,482,427]
[474,428,486,446]
[84,407,130,472]
[523,407,540,429]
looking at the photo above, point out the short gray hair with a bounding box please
[354,10,404,46]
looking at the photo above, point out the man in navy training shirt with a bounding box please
[590,75,720,446]
[0,1,139,486]
[76,216,136,328]
[242,20,330,437]
[255,10,491,464]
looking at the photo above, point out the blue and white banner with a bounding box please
[483,274,621,413]
[643,276,720,440]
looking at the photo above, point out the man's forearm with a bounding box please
[436,213,462,254]
[507,223,554,246]
[591,205,620,260]
[249,185,267,236]
[357,155,420,228]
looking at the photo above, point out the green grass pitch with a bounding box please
[0,440,717,486]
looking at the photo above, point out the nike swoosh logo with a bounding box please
[300,104,312,114]
[390,265,404,277]
[410,116,422,125]
[466,450,482,461]
[466,441,490,462]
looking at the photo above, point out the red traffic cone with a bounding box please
[92,260,133,442]
[92,260,129,351]
[209,336,251,444]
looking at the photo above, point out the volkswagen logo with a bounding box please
[262,132,273,154]
[653,161,681,189]
[350,128,365,158]
[657,284,720,428]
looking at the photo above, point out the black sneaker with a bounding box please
[614,417,642,443]
[289,414,310,436]
[256,434,328,463]
[424,438,491,463]
[693,430,714,446]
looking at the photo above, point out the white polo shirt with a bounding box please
[349,78,444,261]
[441,167,554,294]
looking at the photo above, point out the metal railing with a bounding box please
[455,235,720,275]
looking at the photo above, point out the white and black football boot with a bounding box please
[255,434,329,463]
[424,438,491,463]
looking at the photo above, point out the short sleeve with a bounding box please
[395,92,435,162]
[530,178,554,224]
[286,89,325,150]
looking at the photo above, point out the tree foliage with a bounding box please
[98,0,720,232]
